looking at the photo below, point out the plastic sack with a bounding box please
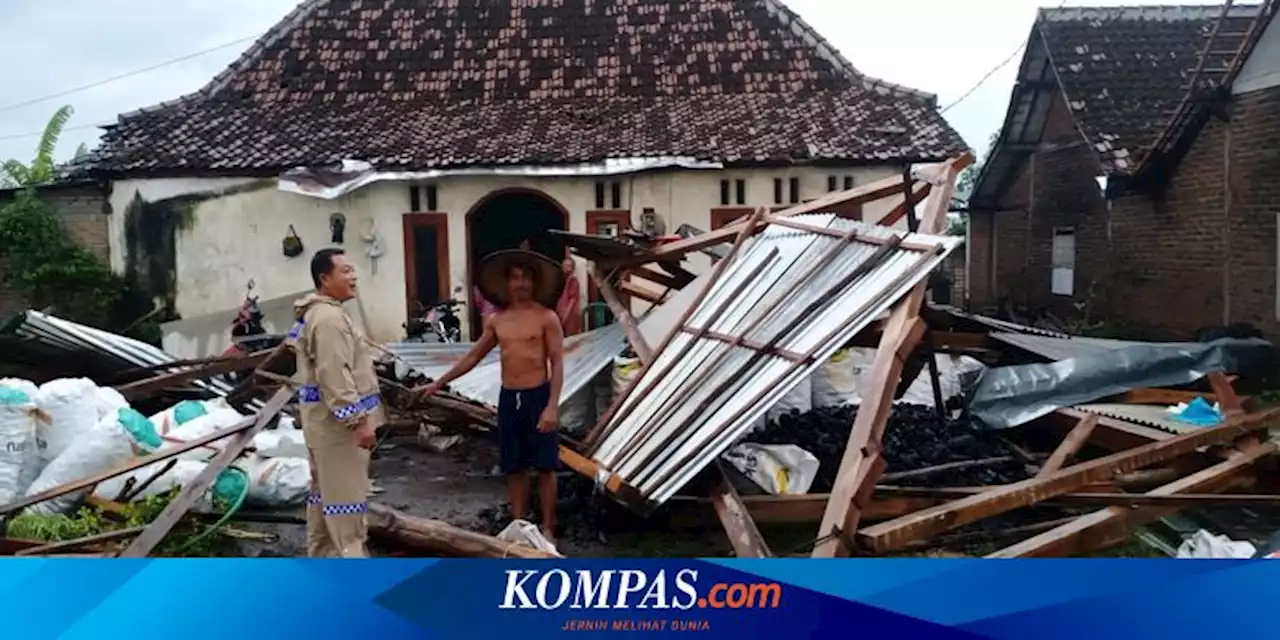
[241,455,311,507]
[0,388,36,505]
[1176,529,1256,559]
[721,443,820,495]
[148,399,210,436]
[612,356,643,398]
[92,459,246,514]
[160,408,248,461]
[0,378,38,399]
[898,354,985,407]
[94,387,130,421]
[496,518,561,556]
[23,407,161,516]
[251,429,307,458]
[811,348,866,408]
[35,378,99,465]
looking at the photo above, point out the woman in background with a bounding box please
[556,257,583,336]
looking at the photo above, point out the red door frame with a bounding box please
[402,213,450,315]
[585,210,632,304]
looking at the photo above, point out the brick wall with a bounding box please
[974,83,1280,339]
[0,182,110,317]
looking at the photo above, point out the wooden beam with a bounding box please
[1038,414,1098,477]
[619,280,667,305]
[115,350,271,399]
[678,327,812,363]
[989,441,1276,558]
[812,154,971,558]
[1053,408,1171,450]
[628,266,685,290]
[590,265,654,364]
[856,407,1280,553]
[709,465,772,558]
[367,503,560,558]
[1209,371,1245,414]
[616,174,913,266]
[119,386,291,557]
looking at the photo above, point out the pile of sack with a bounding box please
[0,377,312,518]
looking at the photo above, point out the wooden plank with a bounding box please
[811,155,971,558]
[115,350,271,399]
[856,407,1280,553]
[678,327,811,363]
[709,465,772,558]
[119,387,291,557]
[628,266,685,290]
[1209,371,1245,414]
[367,503,560,559]
[15,526,145,557]
[615,174,912,266]
[1038,414,1099,477]
[619,280,667,304]
[590,265,654,364]
[1054,408,1171,450]
[989,441,1276,558]
[1108,388,1236,406]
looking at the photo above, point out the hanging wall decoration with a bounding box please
[362,220,385,275]
[282,225,304,258]
[330,213,347,244]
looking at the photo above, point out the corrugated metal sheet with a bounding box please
[989,332,1200,362]
[1074,402,1208,435]
[591,215,962,505]
[932,305,1070,338]
[383,323,626,408]
[4,310,249,403]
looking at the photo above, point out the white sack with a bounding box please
[898,354,985,407]
[811,348,867,408]
[24,408,160,516]
[93,387,130,421]
[1176,529,1257,559]
[766,375,812,423]
[92,459,217,512]
[251,430,308,458]
[0,388,36,505]
[496,518,562,556]
[160,408,249,461]
[241,454,311,507]
[0,378,39,399]
[612,356,643,397]
[35,378,99,465]
[721,443,820,495]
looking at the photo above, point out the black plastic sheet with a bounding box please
[967,338,1274,430]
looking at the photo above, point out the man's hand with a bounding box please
[355,420,377,450]
[415,381,443,401]
[537,406,558,433]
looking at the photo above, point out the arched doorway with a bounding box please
[465,188,569,335]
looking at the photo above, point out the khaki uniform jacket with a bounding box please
[289,293,387,446]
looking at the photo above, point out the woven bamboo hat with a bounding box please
[477,249,564,309]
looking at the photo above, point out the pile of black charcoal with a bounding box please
[744,402,1034,492]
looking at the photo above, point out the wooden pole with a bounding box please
[367,503,560,559]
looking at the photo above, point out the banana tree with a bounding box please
[1,105,74,188]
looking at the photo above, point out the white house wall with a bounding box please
[1234,13,1280,95]
[108,165,904,344]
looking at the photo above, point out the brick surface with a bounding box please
[0,184,110,316]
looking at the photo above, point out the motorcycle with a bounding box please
[222,280,277,383]
[404,287,464,343]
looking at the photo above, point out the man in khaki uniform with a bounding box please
[288,248,385,558]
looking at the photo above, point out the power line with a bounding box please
[0,121,113,142]
[0,33,261,115]
[939,0,1070,114]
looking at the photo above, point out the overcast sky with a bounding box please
[0,0,1161,165]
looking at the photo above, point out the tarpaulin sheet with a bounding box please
[968,338,1274,430]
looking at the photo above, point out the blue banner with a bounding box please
[0,558,1272,639]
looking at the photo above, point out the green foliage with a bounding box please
[1,105,73,188]
[0,190,126,326]
[5,488,235,557]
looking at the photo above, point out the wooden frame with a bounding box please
[710,207,756,230]
[401,212,451,312]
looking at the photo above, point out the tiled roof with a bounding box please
[1038,4,1261,174]
[91,0,965,174]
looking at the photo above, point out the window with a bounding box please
[773,178,784,204]
[735,179,746,205]
[595,182,607,209]
[611,182,623,209]
[409,185,421,212]
[843,175,855,190]
[788,177,800,204]
[1051,227,1075,296]
[828,175,838,192]
[425,185,438,211]
[720,180,731,206]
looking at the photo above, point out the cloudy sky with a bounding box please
[0,0,1159,165]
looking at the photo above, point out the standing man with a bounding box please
[289,248,385,558]
[419,249,565,543]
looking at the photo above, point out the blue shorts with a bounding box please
[498,383,559,474]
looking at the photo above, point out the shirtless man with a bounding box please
[418,256,565,542]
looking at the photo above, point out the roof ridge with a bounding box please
[757,0,937,105]
[115,0,331,121]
